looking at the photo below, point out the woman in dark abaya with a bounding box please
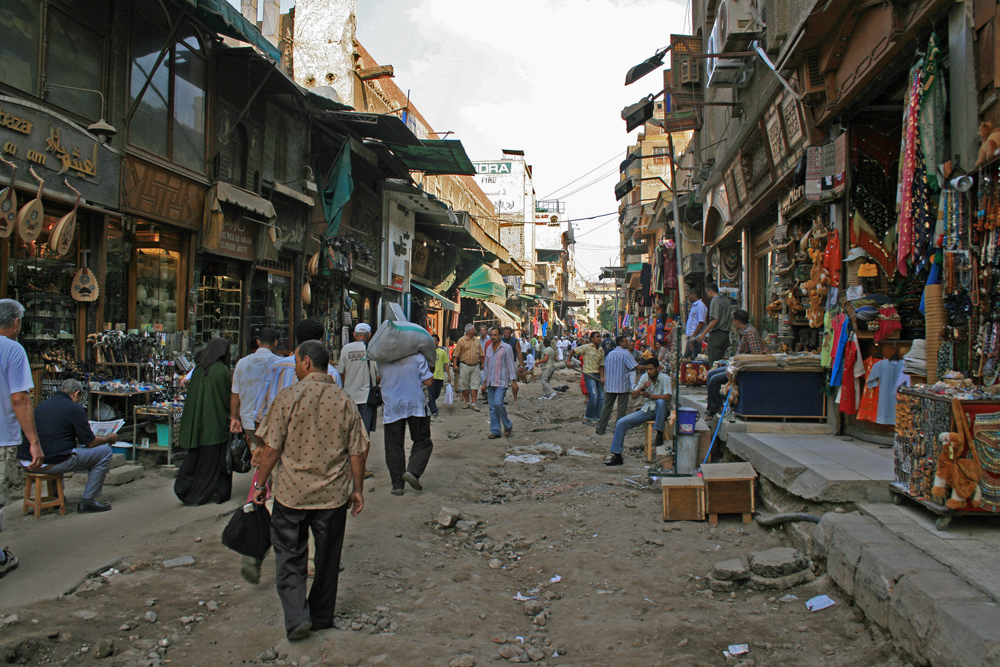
[174,337,234,505]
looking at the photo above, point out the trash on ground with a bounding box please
[513,592,536,601]
[806,594,836,612]
[100,568,119,579]
[779,594,799,603]
[549,575,562,583]
[728,644,749,655]
[504,454,544,465]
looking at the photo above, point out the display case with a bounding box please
[197,275,243,350]
[134,222,186,334]
[249,267,292,352]
[9,214,78,371]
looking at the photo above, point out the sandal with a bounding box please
[488,433,501,439]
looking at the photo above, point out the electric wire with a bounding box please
[539,151,624,200]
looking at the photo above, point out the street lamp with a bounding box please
[44,84,117,142]
[625,46,671,86]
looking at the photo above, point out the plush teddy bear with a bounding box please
[697,364,707,383]
[685,365,699,385]
[932,431,984,509]
[976,121,1000,167]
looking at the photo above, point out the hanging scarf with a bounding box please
[897,61,924,275]
[918,33,947,192]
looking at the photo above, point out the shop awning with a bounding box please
[191,0,281,62]
[329,112,422,146]
[484,302,521,327]
[213,182,277,220]
[412,283,458,311]
[459,265,507,304]
[625,262,643,274]
[536,248,563,263]
[386,140,477,176]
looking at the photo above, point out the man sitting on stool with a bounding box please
[17,378,116,513]
[605,357,672,467]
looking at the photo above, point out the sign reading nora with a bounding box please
[475,162,512,174]
[473,161,524,215]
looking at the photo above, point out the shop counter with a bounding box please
[735,369,826,420]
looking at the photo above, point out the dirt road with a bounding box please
[0,369,907,666]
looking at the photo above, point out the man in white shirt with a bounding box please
[0,299,43,577]
[684,285,708,359]
[556,337,569,362]
[380,353,434,496]
[229,328,281,461]
[337,323,378,434]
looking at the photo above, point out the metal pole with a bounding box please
[667,132,686,475]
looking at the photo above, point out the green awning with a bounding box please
[459,265,507,303]
[626,262,643,274]
[517,293,540,301]
[412,284,458,311]
[388,140,477,175]
[194,0,281,62]
[536,248,563,263]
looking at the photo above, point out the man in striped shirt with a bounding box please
[595,335,638,435]
[705,310,765,418]
[480,327,518,439]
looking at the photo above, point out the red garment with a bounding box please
[580,374,588,395]
[857,357,879,422]
[839,335,859,415]
[823,230,841,285]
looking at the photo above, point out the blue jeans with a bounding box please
[584,374,605,420]
[610,400,668,454]
[706,367,729,415]
[42,445,114,499]
[486,386,513,435]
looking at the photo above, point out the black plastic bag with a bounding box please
[229,432,252,474]
[221,502,271,561]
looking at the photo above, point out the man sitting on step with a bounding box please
[17,378,117,513]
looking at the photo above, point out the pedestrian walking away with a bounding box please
[695,282,732,367]
[428,335,452,417]
[595,335,638,435]
[337,323,379,434]
[380,351,435,495]
[175,337,234,506]
[452,324,484,412]
[230,327,281,465]
[254,340,369,641]
[0,299,42,577]
[575,331,606,425]
[19,379,117,513]
[606,357,673,467]
[481,327,518,439]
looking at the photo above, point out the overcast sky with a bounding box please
[236,0,690,280]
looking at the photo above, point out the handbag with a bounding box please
[365,359,383,407]
[221,471,271,561]
[228,431,252,474]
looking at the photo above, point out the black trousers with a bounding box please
[383,415,433,490]
[596,391,630,434]
[270,500,348,633]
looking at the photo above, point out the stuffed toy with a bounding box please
[931,399,985,509]
[685,365,699,385]
[697,364,707,383]
[976,121,1000,167]
[766,298,783,317]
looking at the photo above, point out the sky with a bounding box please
[232,0,691,280]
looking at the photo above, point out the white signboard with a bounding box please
[474,160,525,216]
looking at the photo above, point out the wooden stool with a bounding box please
[661,476,705,521]
[701,462,756,526]
[23,473,66,519]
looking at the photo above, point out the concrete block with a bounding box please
[747,569,816,591]
[749,547,808,577]
[819,513,901,598]
[853,545,941,629]
[109,453,126,469]
[888,570,989,665]
[924,600,1000,667]
[104,464,144,486]
[162,556,195,569]
[712,558,750,581]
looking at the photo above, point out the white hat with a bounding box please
[843,247,869,262]
[354,323,371,334]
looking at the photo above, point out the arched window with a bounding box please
[129,0,207,172]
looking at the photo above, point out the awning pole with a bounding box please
[668,131,685,476]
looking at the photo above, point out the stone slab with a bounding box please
[109,453,126,470]
[852,545,941,629]
[815,512,904,598]
[749,547,808,577]
[725,432,894,503]
[104,464,144,486]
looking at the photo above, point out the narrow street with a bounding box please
[0,370,904,666]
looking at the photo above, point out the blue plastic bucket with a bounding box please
[677,407,698,434]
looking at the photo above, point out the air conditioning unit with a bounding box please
[716,0,761,53]
[706,20,750,88]
[682,253,707,275]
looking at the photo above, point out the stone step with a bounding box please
[109,453,126,470]
[105,464,144,486]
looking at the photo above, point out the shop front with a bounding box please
[0,94,121,393]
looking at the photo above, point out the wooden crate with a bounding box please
[661,477,705,521]
[701,462,756,526]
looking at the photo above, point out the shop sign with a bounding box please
[779,185,806,217]
[204,213,255,261]
[0,94,119,209]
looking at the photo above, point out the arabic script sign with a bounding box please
[0,95,119,209]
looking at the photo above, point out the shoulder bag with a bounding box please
[365,359,383,407]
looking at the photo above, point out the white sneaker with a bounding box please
[546,393,557,399]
